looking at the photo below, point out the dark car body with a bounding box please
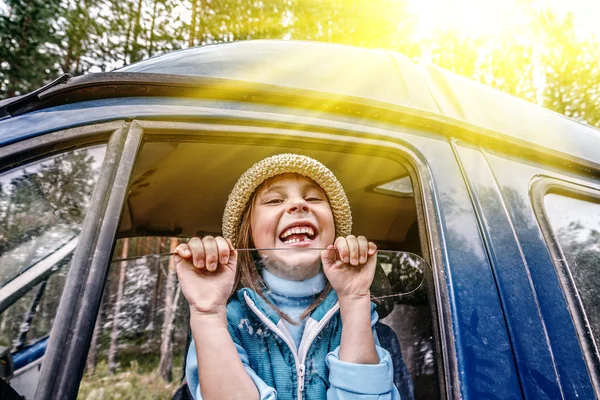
[1,40,599,400]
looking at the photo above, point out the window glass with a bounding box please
[82,141,439,400]
[78,237,190,399]
[0,145,106,399]
[0,146,106,286]
[544,193,600,343]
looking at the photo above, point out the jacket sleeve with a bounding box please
[186,336,277,400]
[325,308,404,400]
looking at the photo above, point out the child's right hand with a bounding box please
[174,236,237,316]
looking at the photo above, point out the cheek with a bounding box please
[251,209,278,244]
[320,208,336,242]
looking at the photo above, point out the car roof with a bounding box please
[119,40,600,155]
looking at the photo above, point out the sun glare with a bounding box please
[406,0,600,39]
[406,0,519,38]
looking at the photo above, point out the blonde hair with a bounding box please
[231,177,333,324]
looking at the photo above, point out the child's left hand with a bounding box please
[321,235,377,299]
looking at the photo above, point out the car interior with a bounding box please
[113,140,438,399]
[0,138,439,399]
[118,142,420,248]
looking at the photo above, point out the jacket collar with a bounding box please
[237,287,339,325]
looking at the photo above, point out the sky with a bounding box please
[405,0,600,38]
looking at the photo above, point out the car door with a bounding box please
[2,94,523,400]
[455,139,599,399]
[0,119,133,399]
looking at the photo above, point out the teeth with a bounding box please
[285,237,309,244]
[281,226,314,238]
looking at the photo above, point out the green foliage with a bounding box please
[77,363,181,400]
[536,12,600,126]
[59,0,107,74]
[0,0,62,97]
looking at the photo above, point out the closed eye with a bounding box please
[264,198,284,204]
[306,197,323,202]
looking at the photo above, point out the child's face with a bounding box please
[251,174,335,281]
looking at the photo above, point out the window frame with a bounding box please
[0,123,122,312]
[4,113,456,399]
[131,118,453,399]
[531,175,600,396]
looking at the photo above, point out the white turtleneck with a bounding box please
[261,268,326,348]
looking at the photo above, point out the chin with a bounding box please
[266,255,322,281]
[289,267,321,281]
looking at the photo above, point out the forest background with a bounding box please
[1,0,600,399]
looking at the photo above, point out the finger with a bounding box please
[174,243,192,259]
[321,244,337,266]
[357,236,369,264]
[226,238,238,267]
[346,235,359,265]
[322,245,344,272]
[368,241,377,256]
[335,237,349,264]
[187,237,205,269]
[203,236,219,272]
[215,236,230,266]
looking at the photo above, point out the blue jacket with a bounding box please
[186,287,411,399]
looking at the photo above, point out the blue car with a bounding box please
[0,40,599,400]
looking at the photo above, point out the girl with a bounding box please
[175,153,403,400]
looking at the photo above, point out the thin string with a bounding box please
[111,248,329,263]
[111,249,426,298]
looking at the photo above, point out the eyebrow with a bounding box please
[261,184,286,194]
[259,181,324,196]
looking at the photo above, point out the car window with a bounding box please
[0,146,106,287]
[78,237,190,399]
[79,141,440,400]
[544,193,600,345]
[0,145,106,399]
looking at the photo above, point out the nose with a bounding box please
[288,198,309,213]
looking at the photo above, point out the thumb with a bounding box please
[321,245,337,270]
[226,238,238,268]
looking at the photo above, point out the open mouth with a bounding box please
[279,224,317,244]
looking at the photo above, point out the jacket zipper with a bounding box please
[243,293,339,400]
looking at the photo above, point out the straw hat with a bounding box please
[222,153,352,247]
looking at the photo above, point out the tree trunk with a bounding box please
[158,238,179,382]
[148,0,159,56]
[108,238,129,374]
[62,45,73,75]
[149,237,163,339]
[130,0,144,62]
[86,293,105,375]
[123,1,135,64]
[188,0,198,47]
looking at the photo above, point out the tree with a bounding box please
[158,238,180,382]
[0,0,62,97]
[108,238,129,373]
[535,12,600,127]
[555,220,600,338]
[85,292,104,375]
[0,149,97,256]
